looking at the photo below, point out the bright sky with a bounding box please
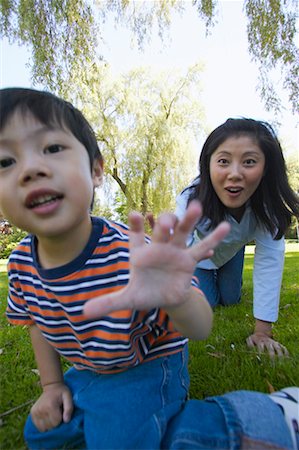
[1,0,298,155]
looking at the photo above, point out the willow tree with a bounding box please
[66,63,205,219]
[0,0,99,90]
[1,0,298,115]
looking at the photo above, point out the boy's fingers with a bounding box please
[128,212,145,248]
[151,213,178,243]
[172,201,203,246]
[189,222,230,261]
[62,392,74,423]
[84,291,130,318]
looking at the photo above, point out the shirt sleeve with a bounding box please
[253,229,285,323]
[6,265,35,326]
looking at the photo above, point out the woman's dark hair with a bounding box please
[0,87,103,169]
[188,118,299,239]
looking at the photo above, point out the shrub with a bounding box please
[0,226,27,259]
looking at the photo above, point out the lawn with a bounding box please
[0,252,298,449]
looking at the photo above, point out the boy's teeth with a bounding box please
[30,195,57,207]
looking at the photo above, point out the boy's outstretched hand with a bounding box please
[84,201,230,319]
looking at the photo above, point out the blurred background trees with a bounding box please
[1,0,298,114]
[1,0,298,252]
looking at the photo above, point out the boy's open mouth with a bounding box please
[25,189,64,209]
[28,194,63,208]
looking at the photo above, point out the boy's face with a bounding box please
[0,110,103,239]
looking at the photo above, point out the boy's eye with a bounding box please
[44,144,64,154]
[0,158,15,169]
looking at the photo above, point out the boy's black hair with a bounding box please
[188,118,299,239]
[0,87,103,170]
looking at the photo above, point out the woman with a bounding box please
[176,118,299,356]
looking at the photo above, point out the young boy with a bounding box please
[0,88,297,450]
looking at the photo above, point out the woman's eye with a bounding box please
[45,144,64,154]
[0,158,15,169]
[218,158,229,164]
[244,159,256,165]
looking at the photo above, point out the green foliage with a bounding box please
[285,156,299,240]
[245,0,298,114]
[0,251,298,448]
[193,0,218,30]
[66,63,205,218]
[1,0,297,114]
[286,218,298,240]
[91,194,117,221]
[98,0,184,48]
[286,154,299,193]
[0,0,98,90]
[0,226,27,259]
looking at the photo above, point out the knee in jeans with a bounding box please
[220,295,241,306]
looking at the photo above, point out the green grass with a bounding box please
[189,252,299,398]
[0,253,299,449]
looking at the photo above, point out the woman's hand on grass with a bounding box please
[246,332,289,358]
[30,382,73,432]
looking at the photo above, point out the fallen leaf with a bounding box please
[207,352,225,358]
[205,344,216,350]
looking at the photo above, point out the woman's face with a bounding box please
[209,135,265,218]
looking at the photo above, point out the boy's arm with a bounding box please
[30,325,64,387]
[29,325,73,432]
[85,201,229,340]
[163,288,213,340]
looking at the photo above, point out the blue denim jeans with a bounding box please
[195,247,245,308]
[24,347,292,449]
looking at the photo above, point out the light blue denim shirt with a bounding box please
[175,188,285,322]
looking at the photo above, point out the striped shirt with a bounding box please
[6,216,190,373]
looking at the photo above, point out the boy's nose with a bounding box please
[19,160,50,185]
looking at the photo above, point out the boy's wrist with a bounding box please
[42,380,64,390]
[163,288,194,315]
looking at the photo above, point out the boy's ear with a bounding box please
[92,158,104,187]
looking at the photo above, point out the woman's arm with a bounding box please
[29,325,73,431]
[247,231,288,356]
[252,231,285,323]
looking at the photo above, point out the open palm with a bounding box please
[84,201,230,318]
